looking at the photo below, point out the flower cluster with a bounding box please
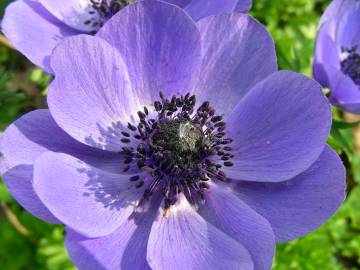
[0,0,347,270]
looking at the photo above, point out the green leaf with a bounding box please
[333,119,360,130]
[330,127,354,158]
[37,227,76,270]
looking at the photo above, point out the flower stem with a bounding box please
[0,34,13,49]
[0,202,37,244]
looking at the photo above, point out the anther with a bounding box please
[127,123,137,131]
[136,180,145,188]
[121,131,130,137]
[130,175,140,182]
[211,115,222,122]
[224,161,234,167]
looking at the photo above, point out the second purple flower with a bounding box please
[313,0,360,113]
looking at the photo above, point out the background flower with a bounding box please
[0,0,252,73]
[0,1,345,269]
[313,0,360,113]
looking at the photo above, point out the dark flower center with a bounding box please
[341,46,360,87]
[120,92,234,211]
[150,119,209,169]
[85,0,131,31]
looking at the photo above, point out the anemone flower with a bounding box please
[1,0,252,73]
[313,0,360,113]
[1,1,345,269]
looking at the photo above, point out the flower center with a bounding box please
[150,119,209,169]
[341,46,360,87]
[85,0,132,31]
[121,92,234,211]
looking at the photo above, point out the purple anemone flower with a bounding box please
[1,0,252,74]
[313,0,360,113]
[1,1,345,269]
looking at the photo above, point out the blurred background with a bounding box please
[0,0,359,269]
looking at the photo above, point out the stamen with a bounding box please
[85,0,131,31]
[341,46,360,87]
[120,92,234,210]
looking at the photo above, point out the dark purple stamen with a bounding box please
[120,92,234,210]
[341,46,360,87]
[85,0,130,31]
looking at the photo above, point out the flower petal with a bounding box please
[234,145,345,242]
[314,27,340,71]
[221,71,331,182]
[319,0,356,29]
[1,0,78,73]
[194,13,277,115]
[39,0,100,32]
[97,1,201,105]
[337,3,360,48]
[185,0,252,21]
[160,0,192,7]
[48,35,141,152]
[235,0,253,13]
[33,152,143,238]
[0,136,5,174]
[3,165,60,223]
[147,195,253,270]
[199,183,275,270]
[65,196,161,270]
[0,109,124,175]
[0,109,127,223]
[329,68,360,105]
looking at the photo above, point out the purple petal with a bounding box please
[33,152,143,238]
[319,0,356,28]
[185,0,252,21]
[0,109,126,223]
[3,165,60,223]
[314,27,340,70]
[147,195,253,270]
[313,61,360,110]
[1,0,78,73]
[97,1,201,104]
[234,145,346,242]
[193,13,277,115]
[39,0,99,32]
[160,0,192,7]
[156,0,252,17]
[185,0,238,21]
[337,4,360,48]
[330,68,360,104]
[0,136,4,174]
[235,0,253,13]
[328,70,360,114]
[65,196,161,270]
[221,71,331,182]
[48,35,140,152]
[0,109,125,175]
[199,183,275,270]
[313,63,332,89]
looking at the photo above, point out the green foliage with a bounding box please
[0,67,30,130]
[0,0,10,18]
[251,0,329,76]
[0,0,359,269]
